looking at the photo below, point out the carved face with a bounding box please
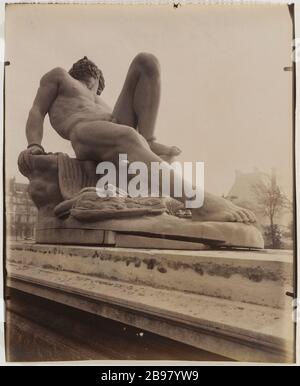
[69,56,105,95]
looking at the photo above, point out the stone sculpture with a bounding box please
[18,53,264,249]
[18,151,264,249]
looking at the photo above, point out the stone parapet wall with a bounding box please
[5,242,295,362]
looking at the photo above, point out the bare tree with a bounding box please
[252,173,291,248]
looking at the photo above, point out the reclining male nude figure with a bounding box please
[25,53,256,223]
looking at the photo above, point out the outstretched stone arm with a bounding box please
[26,68,61,154]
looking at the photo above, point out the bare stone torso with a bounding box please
[48,71,113,140]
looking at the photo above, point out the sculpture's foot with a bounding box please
[192,200,257,224]
[148,140,181,157]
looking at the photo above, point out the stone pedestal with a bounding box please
[6,242,294,362]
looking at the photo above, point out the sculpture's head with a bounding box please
[69,56,105,95]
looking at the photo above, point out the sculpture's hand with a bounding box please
[26,144,45,155]
[18,145,45,178]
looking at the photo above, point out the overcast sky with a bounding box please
[5,4,294,196]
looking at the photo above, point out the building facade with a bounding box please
[6,177,38,240]
[226,168,293,249]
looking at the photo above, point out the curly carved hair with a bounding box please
[69,56,105,95]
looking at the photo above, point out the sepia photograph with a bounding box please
[2,1,298,366]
